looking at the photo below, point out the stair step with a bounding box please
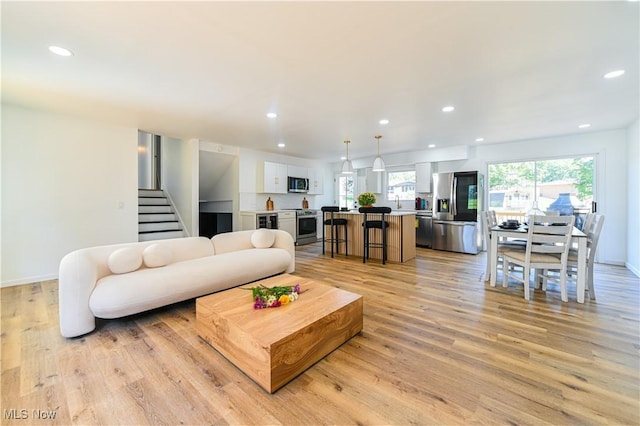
[139,230,185,242]
[139,205,173,214]
[138,189,183,241]
[139,213,177,223]
[139,221,182,232]
[139,197,170,206]
[138,189,165,197]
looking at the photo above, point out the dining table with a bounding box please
[488,224,588,303]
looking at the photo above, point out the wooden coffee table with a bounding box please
[196,274,363,393]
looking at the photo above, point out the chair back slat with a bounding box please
[527,215,574,257]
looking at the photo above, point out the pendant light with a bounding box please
[372,135,385,172]
[341,140,354,174]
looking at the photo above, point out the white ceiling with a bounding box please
[2,1,638,161]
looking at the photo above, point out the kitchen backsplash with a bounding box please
[241,193,320,211]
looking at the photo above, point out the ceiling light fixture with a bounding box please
[341,140,354,174]
[266,112,278,118]
[475,137,484,142]
[48,45,73,57]
[379,119,389,125]
[442,106,455,112]
[578,123,591,129]
[372,135,385,172]
[603,70,625,79]
[277,142,285,148]
[428,144,436,148]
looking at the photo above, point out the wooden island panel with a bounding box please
[196,274,363,393]
[322,211,416,262]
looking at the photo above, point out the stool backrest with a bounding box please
[358,207,392,214]
[321,206,340,213]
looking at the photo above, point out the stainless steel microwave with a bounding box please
[287,176,309,193]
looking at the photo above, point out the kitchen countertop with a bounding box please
[336,210,416,216]
[240,210,299,214]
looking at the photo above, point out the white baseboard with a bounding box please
[625,262,640,278]
[1,273,58,288]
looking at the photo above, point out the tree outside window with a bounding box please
[488,156,594,224]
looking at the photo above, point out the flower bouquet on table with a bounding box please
[244,283,301,309]
[357,192,377,207]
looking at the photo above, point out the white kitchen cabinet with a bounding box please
[316,210,324,241]
[257,161,287,193]
[307,168,324,194]
[278,210,297,242]
[287,165,308,179]
[240,212,257,230]
[416,162,432,193]
[365,167,382,194]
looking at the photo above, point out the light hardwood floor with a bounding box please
[2,244,639,425]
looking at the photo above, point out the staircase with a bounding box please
[138,189,185,241]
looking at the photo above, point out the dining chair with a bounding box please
[541,213,604,300]
[502,215,575,301]
[580,212,596,235]
[483,211,525,280]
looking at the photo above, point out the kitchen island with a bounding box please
[322,210,416,263]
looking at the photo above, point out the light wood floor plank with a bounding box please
[1,244,638,425]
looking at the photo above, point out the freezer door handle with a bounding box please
[452,177,458,217]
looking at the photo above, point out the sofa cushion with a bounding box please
[89,248,293,319]
[143,243,173,268]
[107,248,142,274]
[211,230,254,254]
[251,228,275,248]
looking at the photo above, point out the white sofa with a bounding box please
[59,229,295,338]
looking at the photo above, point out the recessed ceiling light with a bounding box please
[475,137,484,142]
[578,123,591,129]
[277,142,285,148]
[603,70,625,79]
[428,144,436,148]
[266,112,278,119]
[442,106,455,112]
[48,45,73,57]
[379,119,389,125]
[340,156,347,161]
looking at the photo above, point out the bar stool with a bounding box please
[359,206,392,264]
[321,206,348,258]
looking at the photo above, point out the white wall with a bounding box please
[1,105,138,286]
[627,119,640,276]
[162,136,198,237]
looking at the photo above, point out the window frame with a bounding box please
[385,166,416,201]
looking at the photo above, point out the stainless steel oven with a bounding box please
[296,209,317,245]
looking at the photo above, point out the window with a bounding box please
[387,170,416,201]
[488,156,594,227]
[336,174,355,210]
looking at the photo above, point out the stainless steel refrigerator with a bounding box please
[432,171,483,254]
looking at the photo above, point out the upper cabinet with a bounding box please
[365,168,382,193]
[287,165,308,178]
[307,168,324,194]
[257,161,288,193]
[415,162,432,193]
[257,162,324,194]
